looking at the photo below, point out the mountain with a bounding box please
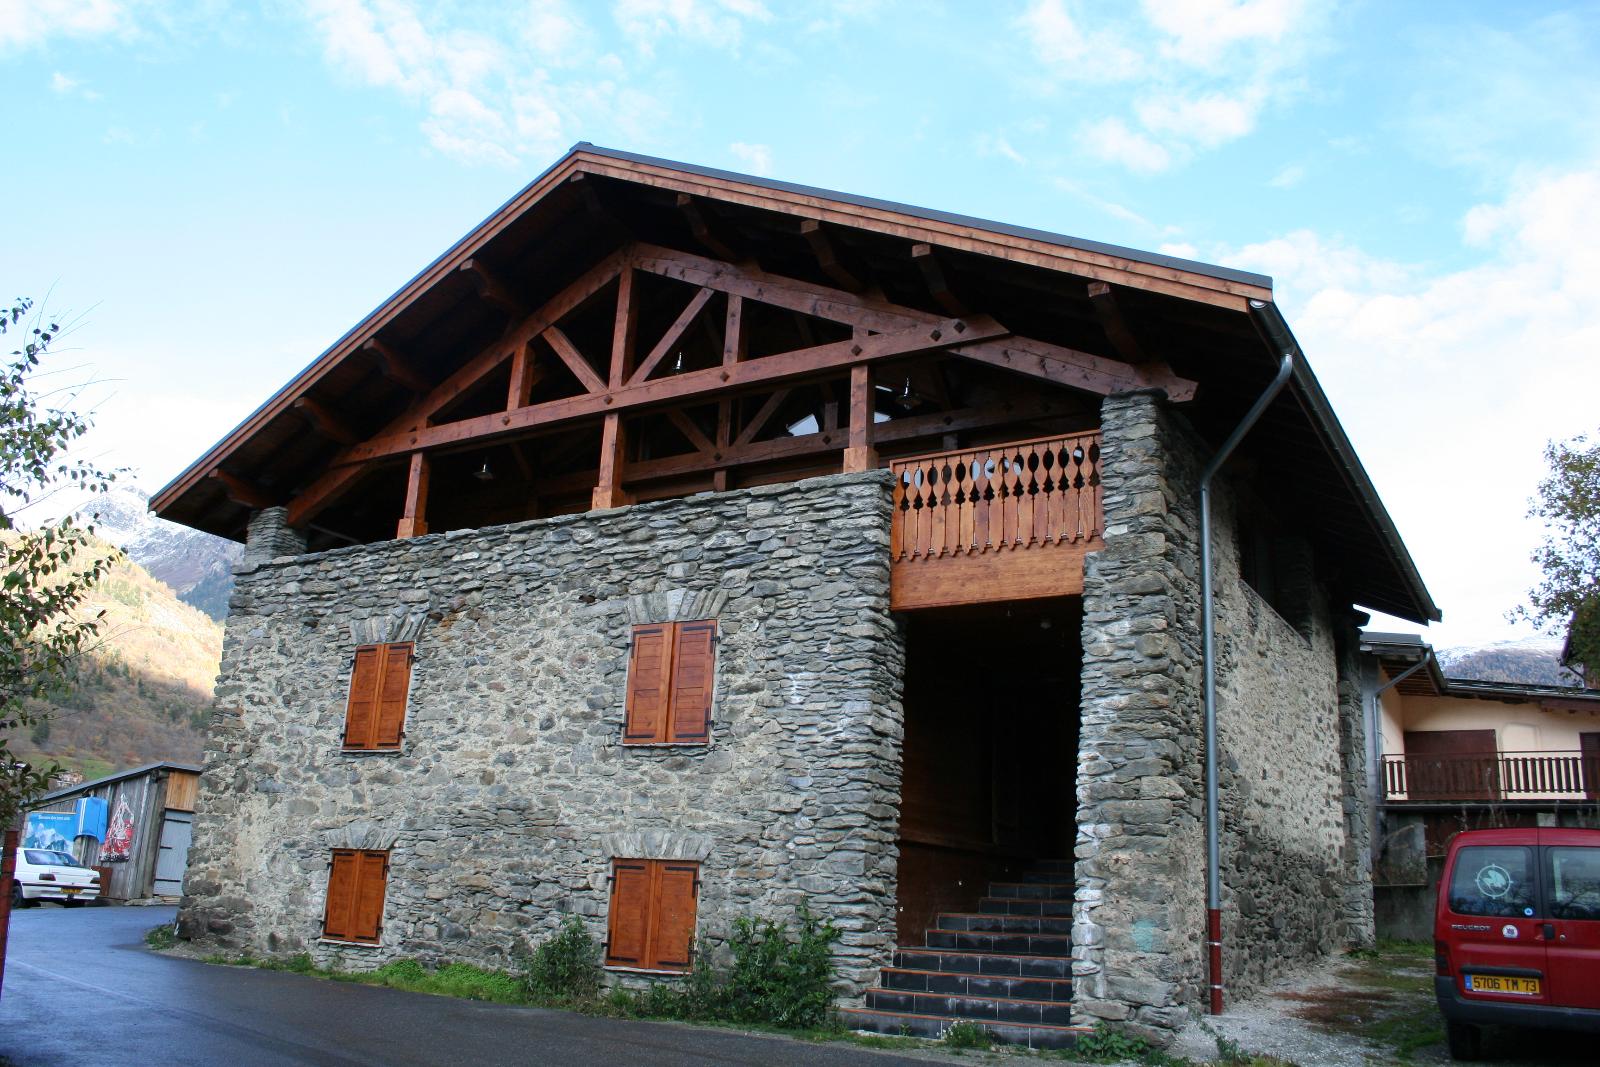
[5,535,222,782]
[79,486,242,620]
[1437,638,1582,688]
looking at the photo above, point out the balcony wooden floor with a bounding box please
[890,432,1103,612]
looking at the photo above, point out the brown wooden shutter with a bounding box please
[323,849,359,940]
[625,625,674,744]
[667,622,716,743]
[351,850,389,943]
[344,647,382,749]
[374,643,413,749]
[605,860,652,966]
[649,862,700,970]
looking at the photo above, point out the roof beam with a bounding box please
[676,193,743,262]
[541,326,608,394]
[911,243,968,316]
[209,468,277,510]
[291,396,360,446]
[364,338,430,394]
[800,220,866,293]
[630,286,714,385]
[1088,280,1150,365]
[458,258,526,318]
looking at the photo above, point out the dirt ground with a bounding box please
[1169,941,1595,1066]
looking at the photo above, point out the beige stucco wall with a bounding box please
[1381,689,1600,756]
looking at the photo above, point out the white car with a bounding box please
[11,848,101,907]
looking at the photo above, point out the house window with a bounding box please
[605,858,700,971]
[344,642,414,751]
[624,621,716,745]
[322,848,389,944]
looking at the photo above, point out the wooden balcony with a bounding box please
[889,431,1104,611]
[1383,752,1600,803]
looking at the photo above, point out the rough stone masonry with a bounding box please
[178,470,906,996]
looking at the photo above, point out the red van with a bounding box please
[1434,827,1600,1060]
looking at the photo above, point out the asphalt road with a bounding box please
[0,906,938,1067]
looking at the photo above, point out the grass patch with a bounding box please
[144,923,177,950]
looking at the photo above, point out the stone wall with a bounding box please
[177,471,905,997]
[1073,390,1361,1040]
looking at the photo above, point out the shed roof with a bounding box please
[33,761,202,806]
[151,143,1439,624]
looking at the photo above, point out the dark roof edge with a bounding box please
[1250,302,1441,624]
[32,760,202,806]
[573,143,1275,290]
[1360,634,1596,702]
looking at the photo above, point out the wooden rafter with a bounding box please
[458,259,526,317]
[722,294,745,366]
[912,243,967,316]
[676,193,742,262]
[1087,281,1150,365]
[365,338,429,394]
[210,468,276,510]
[800,220,865,293]
[506,342,541,410]
[665,409,714,453]
[396,452,430,538]
[630,286,714,384]
[844,363,876,472]
[292,396,360,445]
[609,268,639,388]
[541,327,608,394]
[734,389,792,447]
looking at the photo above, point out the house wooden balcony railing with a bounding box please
[889,431,1104,611]
[1383,752,1600,803]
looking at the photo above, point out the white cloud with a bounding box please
[1268,163,1306,188]
[50,71,77,93]
[728,141,773,176]
[613,0,771,55]
[0,0,130,50]
[1219,163,1600,645]
[976,133,1027,166]
[1016,0,1328,172]
[1081,117,1171,174]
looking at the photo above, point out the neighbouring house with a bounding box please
[25,762,202,902]
[1362,633,1600,939]
[155,145,1439,1046]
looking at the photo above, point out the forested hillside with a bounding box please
[5,536,221,781]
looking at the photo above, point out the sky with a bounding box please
[2,0,1597,650]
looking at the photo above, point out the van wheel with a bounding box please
[10,884,29,910]
[1446,1021,1482,1061]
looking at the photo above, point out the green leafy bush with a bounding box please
[717,901,840,1029]
[522,916,603,1001]
[942,1020,991,1048]
[1071,1023,1154,1063]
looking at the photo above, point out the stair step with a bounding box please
[979,896,1073,917]
[925,929,1073,956]
[1028,858,1074,874]
[1014,868,1078,883]
[987,881,1074,901]
[840,1008,1087,1051]
[937,912,1073,935]
[895,947,1072,979]
[866,988,1074,1026]
[880,966,1073,1002]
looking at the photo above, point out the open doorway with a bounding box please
[895,598,1083,941]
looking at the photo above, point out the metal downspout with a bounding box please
[1201,333,1294,1016]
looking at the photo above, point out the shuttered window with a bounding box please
[623,621,716,745]
[322,848,389,944]
[604,858,700,971]
[344,642,413,751]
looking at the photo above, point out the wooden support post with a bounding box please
[365,338,430,394]
[0,829,15,996]
[713,400,732,492]
[506,341,540,410]
[459,259,526,317]
[592,413,631,510]
[1087,280,1151,365]
[722,294,745,366]
[912,243,968,316]
[396,452,430,539]
[844,363,877,472]
[676,193,741,262]
[610,268,638,389]
[800,220,866,293]
[291,396,360,445]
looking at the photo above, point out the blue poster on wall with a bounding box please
[74,796,108,841]
[22,811,77,853]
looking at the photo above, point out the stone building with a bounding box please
[157,145,1438,1046]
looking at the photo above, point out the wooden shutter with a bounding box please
[649,862,700,970]
[322,849,359,940]
[374,643,413,749]
[344,647,382,749]
[350,850,389,943]
[625,625,673,744]
[605,860,653,966]
[667,622,716,743]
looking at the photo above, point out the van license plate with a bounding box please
[1467,975,1540,995]
[61,887,80,896]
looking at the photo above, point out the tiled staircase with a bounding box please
[841,859,1089,1050]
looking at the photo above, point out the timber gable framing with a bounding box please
[284,241,1196,530]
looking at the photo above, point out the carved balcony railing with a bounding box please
[889,431,1104,610]
[1382,751,1600,803]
